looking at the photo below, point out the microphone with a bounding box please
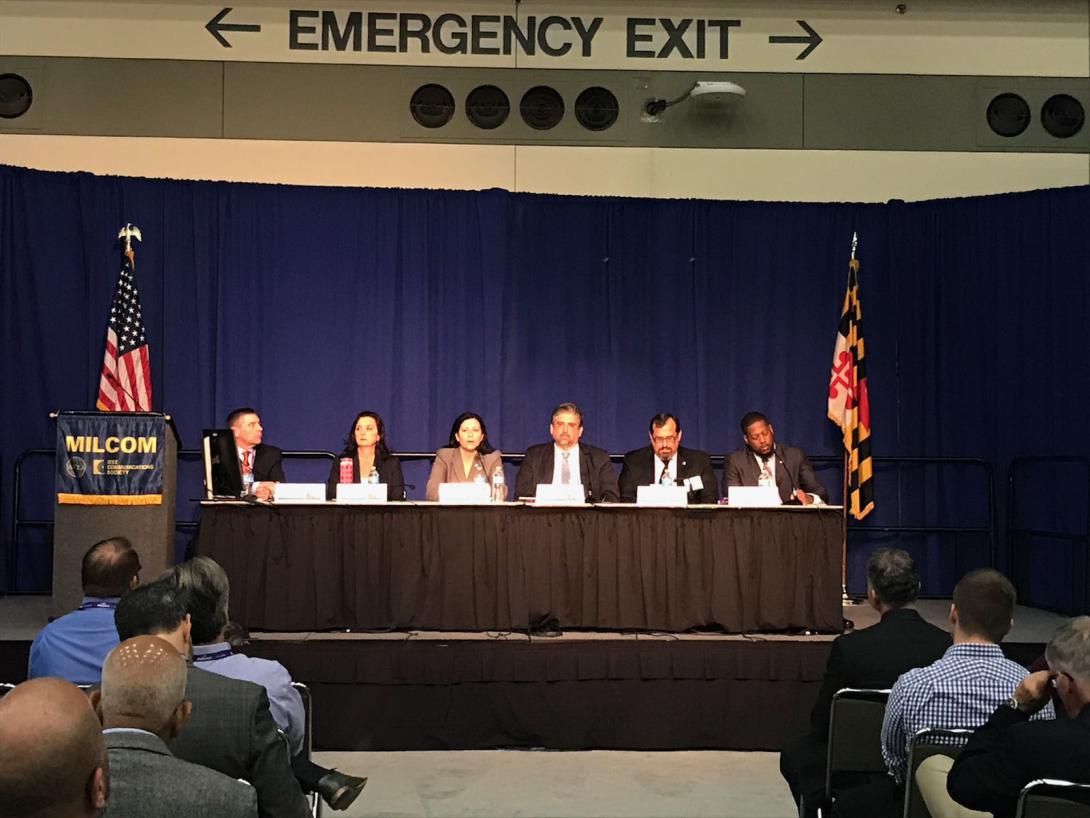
[774,446,802,504]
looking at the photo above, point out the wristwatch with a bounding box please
[1005,695,1030,713]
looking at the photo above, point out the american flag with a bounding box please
[96,225,152,412]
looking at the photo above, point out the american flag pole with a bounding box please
[96,224,153,412]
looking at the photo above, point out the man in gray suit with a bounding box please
[115,583,311,818]
[96,636,256,817]
[0,677,109,818]
[723,411,828,504]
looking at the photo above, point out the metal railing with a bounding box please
[1008,456,1090,614]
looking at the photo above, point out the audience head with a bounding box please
[550,403,583,451]
[740,411,775,458]
[98,636,191,740]
[81,537,141,599]
[344,410,391,459]
[950,568,1016,643]
[447,412,495,455]
[227,407,263,450]
[0,678,109,818]
[1045,616,1090,718]
[114,581,191,657]
[648,413,682,462]
[169,557,230,645]
[866,548,922,610]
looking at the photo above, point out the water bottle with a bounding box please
[339,457,354,484]
[241,470,254,497]
[491,465,506,502]
[367,466,380,485]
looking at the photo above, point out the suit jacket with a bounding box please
[722,443,828,504]
[948,702,1090,818]
[324,451,405,500]
[426,448,505,501]
[252,444,286,483]
[104,729,257,818]
[808,607,951,740]
[168,666,310,818]
[514,442,619,503]
[618,446,719,504]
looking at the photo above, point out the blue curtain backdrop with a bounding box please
[2,164,1088,606]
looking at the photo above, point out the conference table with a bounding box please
[195,501,844,634]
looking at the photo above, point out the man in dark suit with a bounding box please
[514,402,619,502]
[948,615,1090,818]
[779,547,950,816]
[723,410,827,504]
[228,407,285,501]
[96,635,257,817]
[0,677,109,818]
[115,582,311,818]
[618,412,719,504]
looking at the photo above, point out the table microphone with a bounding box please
[774,446,802,504]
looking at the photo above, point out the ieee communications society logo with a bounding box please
[65,457,87,478]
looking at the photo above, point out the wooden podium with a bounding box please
[51,411,180,617]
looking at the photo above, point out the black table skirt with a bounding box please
[195,504,843,633]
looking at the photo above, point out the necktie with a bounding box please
[242,449,253,475]
[660,459,672,485]
[561,451,571,484]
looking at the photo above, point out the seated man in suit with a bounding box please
[618,412,719,504]
[514,402,619,502]
[947,615,1090,818]
[115,582,312,818]
[168,556,366,810]
[96,635,257,817]
[227,407,285,501]
[28,537,141,684]
[723,411,827,504]
[778,547,951,817]
[0,677,109,818]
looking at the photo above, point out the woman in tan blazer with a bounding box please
[425,412,506,501]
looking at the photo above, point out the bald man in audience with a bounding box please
[94,636,257,817]
[0,677,109,818]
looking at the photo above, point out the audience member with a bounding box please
[115,582,311,818]
[837,568,1052,818]
[29,537,140,684]
[96,636,257,817]
[947,616,1090,818]
[779,548,950,815]
[0,677,109,818]
[169,556,367,810]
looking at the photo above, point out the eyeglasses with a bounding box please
[652,435,678,445]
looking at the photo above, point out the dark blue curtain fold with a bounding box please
[3,164,1088,605]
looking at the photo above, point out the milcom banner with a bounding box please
[56,413,165,505]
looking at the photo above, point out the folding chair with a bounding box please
[1016,779,1090,818]
[292,681,321,818]
[902,727,975,818]
[806,688,890,818]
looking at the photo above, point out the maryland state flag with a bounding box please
[828,255,875,519]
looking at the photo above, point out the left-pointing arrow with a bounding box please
[206,7,262,48]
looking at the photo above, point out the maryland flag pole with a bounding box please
[828,234,875,589]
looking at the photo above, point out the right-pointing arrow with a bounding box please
[769,20,823,60]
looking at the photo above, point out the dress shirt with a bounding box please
[880,642,1053,782]
[191,642,306,756]
[27,596,121,685]
[551,444,582,486]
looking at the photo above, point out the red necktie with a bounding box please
[242,450,253,475]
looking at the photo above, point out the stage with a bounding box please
[0,596,1064,752]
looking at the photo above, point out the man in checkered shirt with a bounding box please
[835,568,1052,818]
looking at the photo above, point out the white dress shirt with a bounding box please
[551,444,582,486]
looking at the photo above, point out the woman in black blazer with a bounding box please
[325,410,405,500]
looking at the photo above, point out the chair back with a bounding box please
[903,727,974,818]
[1016,779,1090,818]
[291,681,320,818]
[825,688,891,798]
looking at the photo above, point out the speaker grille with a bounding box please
[0,74,33,119]
[410,84,455,129]
[575,87,619,132]
[1041,94,1084,139]
[520,86,564,131]
[986,93,1030,137]
[466,85,510,130]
